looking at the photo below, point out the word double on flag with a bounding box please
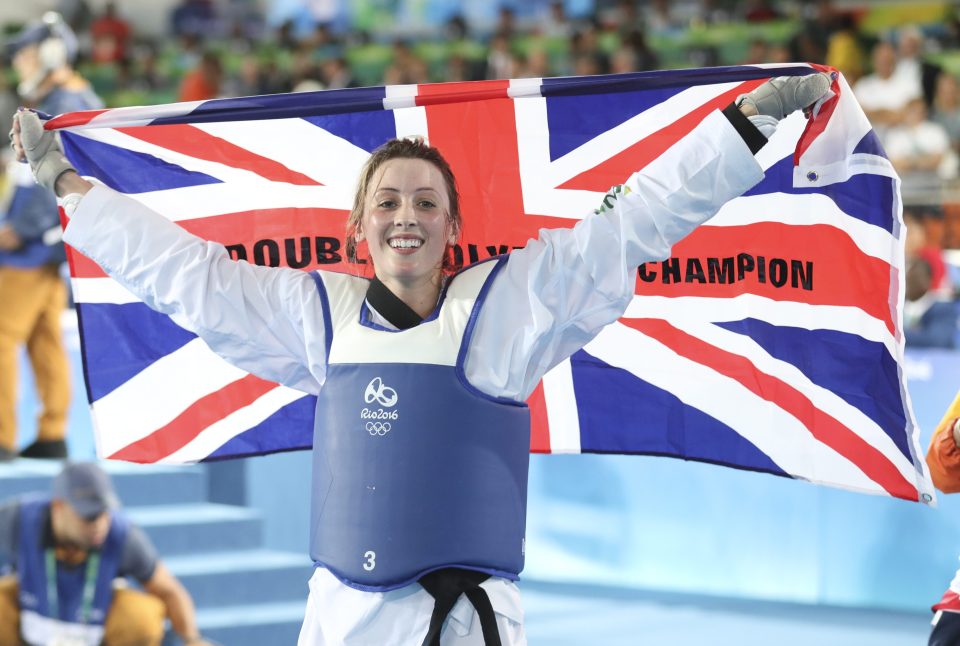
[48,64,933,504]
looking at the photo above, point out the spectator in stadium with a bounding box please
[383,40,429,86]
[0,462,212,645]
[884,97,957,181]
[178,50,224,102]
[12,71,833,645]
[540,1,572,39]
[903,256,958,349]
[825,14,865,84]
[0,12,101,461]
[854,41,922,132]
[932,72,960,150]
[89,1,131,65]
[485,32,515,80]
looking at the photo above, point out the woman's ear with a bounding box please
[354,226,364,243]
[447,217,458,246]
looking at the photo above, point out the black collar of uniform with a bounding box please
[366,275,424,330]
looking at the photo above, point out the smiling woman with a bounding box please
[354,157,459,317]
[345,137,463,318]
[10,71,832,646]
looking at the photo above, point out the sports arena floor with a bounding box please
[520,580,929,645]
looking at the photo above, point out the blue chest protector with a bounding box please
[17,496,129,627]
[310,258,531,591]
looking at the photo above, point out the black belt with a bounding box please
[418,568,503,646]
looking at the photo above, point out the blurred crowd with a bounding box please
[1,0,960,348]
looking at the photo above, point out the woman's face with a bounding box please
[358,158,455,288]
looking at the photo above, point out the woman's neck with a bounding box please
[377,274,443,319]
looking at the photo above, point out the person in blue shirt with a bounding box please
[0,12,102,461]
[0,461,212,645]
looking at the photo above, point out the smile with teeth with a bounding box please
[389,238,423,249]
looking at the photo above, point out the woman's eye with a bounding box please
[418,200,436,209]
[378,200,396,208]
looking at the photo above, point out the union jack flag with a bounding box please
[48,64,934,504]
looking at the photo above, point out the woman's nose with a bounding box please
[393,201,417,226]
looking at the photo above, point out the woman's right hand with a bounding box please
[9,110,79,195]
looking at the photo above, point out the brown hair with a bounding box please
[345,137,462,272]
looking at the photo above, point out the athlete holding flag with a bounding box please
[11,71,831,645]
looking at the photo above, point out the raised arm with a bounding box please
[467,109,764,401]
[11,111,328,394]
[465,73,833,401]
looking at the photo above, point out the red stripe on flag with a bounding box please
[527,381,552,453]
[46,109,110,129]
[635,222,895,335]
[794,66,841,164]
[415,80,511,106]
[107,374,278,463]
[559,78,767,192]
[623,318,918,501]
[118,124,322,186]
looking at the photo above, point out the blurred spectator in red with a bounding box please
[904,256,958,349]
[933,72,960,149]
[90,1,131,64]
[854,41,922,131]
[906,208,952,294]
[945,204,960,251]
[178,50,223,102]
[744,0,781,23]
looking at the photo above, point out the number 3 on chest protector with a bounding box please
[363,550,376,571]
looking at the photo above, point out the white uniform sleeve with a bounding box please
[466,110,765,401]
[63,185,327,394]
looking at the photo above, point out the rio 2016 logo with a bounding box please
[361,378,398,436]
[364,377,397,407]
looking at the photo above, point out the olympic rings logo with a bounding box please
[366,421,391,436]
